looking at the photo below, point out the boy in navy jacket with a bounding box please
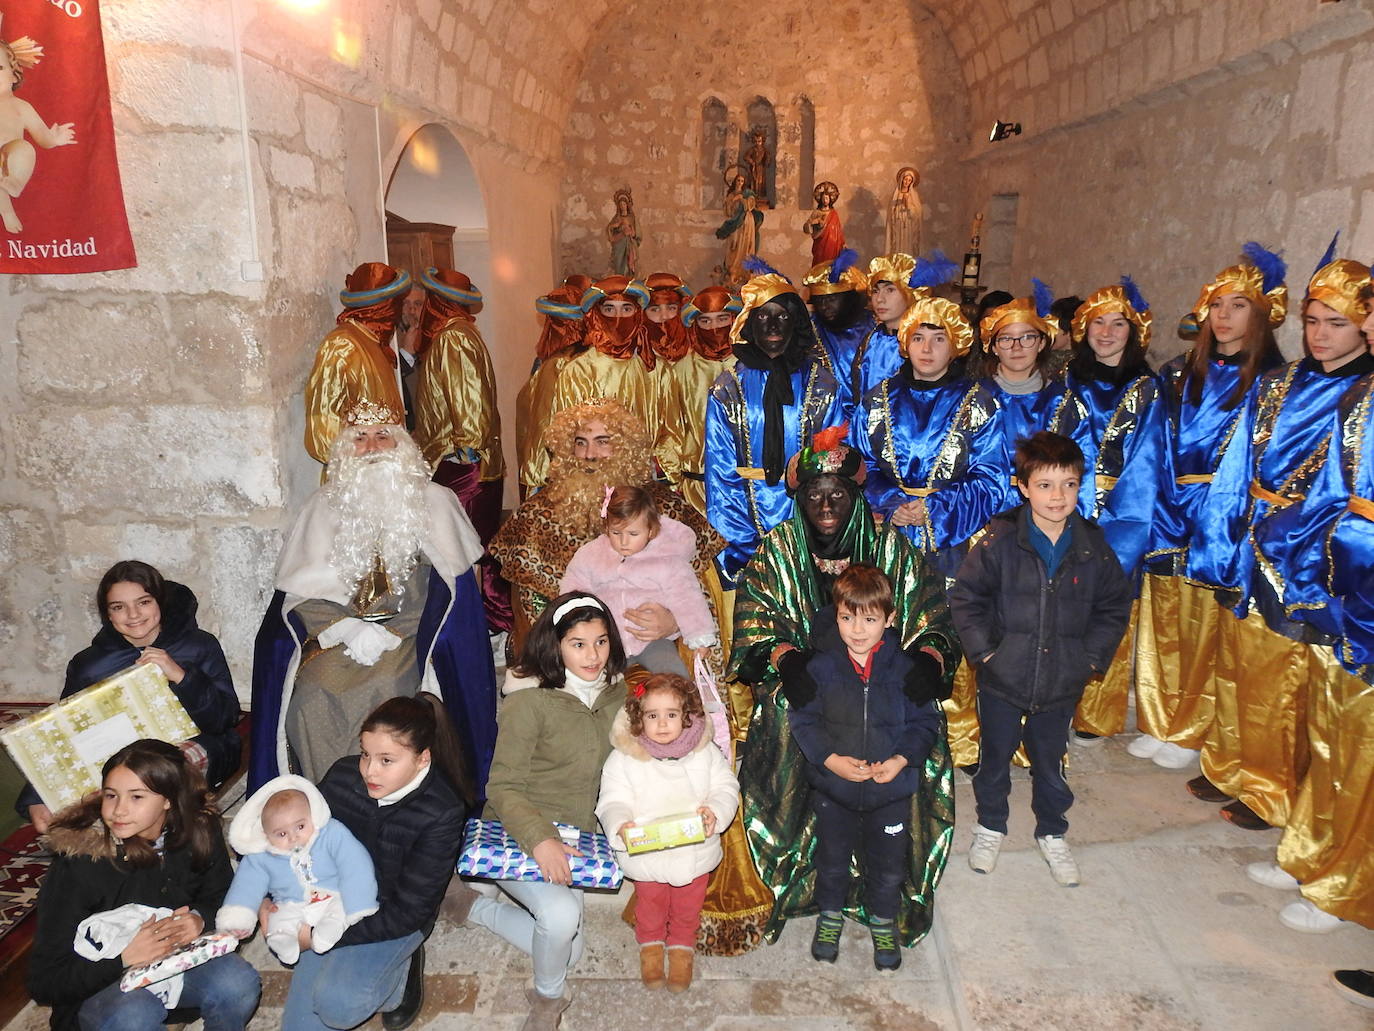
[788,564,943,972]
[948,431,1132,887]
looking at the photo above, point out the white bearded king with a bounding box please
[322,399,433,606]
[250,400,496,787]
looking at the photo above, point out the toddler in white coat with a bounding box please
[596,672,738,993]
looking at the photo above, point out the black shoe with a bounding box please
[382,945,425,1030]
[870,920,901,972]
[959,763,980,778]
[810,913,843,963]
[1186,774,1232,804]
[1333,969,1374,1009]
[1220,799,1271,830]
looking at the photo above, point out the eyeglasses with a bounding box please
[993,333,1043,350]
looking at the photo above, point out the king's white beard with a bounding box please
[323,449,430,596]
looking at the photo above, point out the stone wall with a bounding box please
[558,1,971,286]
[956,2,1374,364]
[0,0,566,701]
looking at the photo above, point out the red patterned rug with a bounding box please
[0,703,49,949]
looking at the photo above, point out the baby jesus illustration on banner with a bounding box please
[0,19,76,234]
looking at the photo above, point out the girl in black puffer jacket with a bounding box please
[28,739,260,1031]
[20,561,243,832]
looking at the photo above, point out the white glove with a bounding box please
[318,618,401,667]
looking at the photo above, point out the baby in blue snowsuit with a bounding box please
[216,774,377,964]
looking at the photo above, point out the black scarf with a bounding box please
[733,341,807,485]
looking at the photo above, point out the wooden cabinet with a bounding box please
[385,212,455,279]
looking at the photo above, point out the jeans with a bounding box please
[78,954,260,1031]
[281,931,423,1030]
[812,793,911,920]
[973,692,1075,838]
[468,880,584,998]
[633,873,709,947]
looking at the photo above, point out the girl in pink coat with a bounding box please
[560,486,718,677]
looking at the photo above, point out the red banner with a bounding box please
[0,2,135,273]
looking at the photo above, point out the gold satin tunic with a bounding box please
[515,354,572,492]
[413,316,506,480]
[304,322,405,464]
[657,351,731,513]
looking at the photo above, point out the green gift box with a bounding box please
[622,812,706,854]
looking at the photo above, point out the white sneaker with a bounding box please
[1037,835,1081,887]
[1280,898,1347,934]
[1152,742,1201,769]
[1246,861,1300,890]
[968,824,1005,874]
[1126,733,1166,759]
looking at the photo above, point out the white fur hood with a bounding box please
[227,774,331,856]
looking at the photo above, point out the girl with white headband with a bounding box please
[460,592,629,1030]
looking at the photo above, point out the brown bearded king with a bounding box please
[304,262,411,466]
[490,397,724,645]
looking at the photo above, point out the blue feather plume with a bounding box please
[743,255,784,279]
[828,248,860,285]
[1315,231,1339,274]
[1241,241,1286,294]
[1032,278,1054,318]
[1119,275,1149,313]
[908,249,958,290]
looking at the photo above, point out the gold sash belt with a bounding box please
[1176,473,1213,485]
[900,486,937,497]
[1249,481,1303,509]
[1097,475,1119,491]
[1348,496,1374,521]
[736,467,766,481]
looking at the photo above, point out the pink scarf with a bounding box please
[639,715,706,760]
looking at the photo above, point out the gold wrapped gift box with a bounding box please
[623,812,706,855]
[0,663,200,812]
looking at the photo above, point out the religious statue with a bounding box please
[714,166,763,287]
[743,128,770,208]
[801,181,844,267]
[886,166,923,257]
[606,186,641,277]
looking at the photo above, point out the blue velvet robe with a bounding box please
[851,373,1004,579]
[1187,358,1371,627]
[849,325,904,408]
[249,566,497,796]
[812,312,876,415]
[705,359,842,585]
[1068,369,1171,580]
[1268,374,1374,676]
[981,374,1095,515]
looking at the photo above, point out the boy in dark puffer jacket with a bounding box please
[949,431,1132,888]
[787,565,944,972]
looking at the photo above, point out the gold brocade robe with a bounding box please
[658,352,731,513]
[413,316,506,480]
[304,322,405,464]
[550,349,659,455]
[516,353,573,492]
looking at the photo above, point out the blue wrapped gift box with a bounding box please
[457,818,623,889]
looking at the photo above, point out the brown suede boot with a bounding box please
[666,945,694,993]
[519,988,571,1031]
[639,943,666,989]
[439,877,480,926]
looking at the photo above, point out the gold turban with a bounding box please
[1193,245,1288,328]
[803,257,869,297]
[980,296,1054,345]
[867,253,919,307]
[898,295,974,358]
[729,272,800,346]
[1072,282,1154,351]
[1305,259,1372,323]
